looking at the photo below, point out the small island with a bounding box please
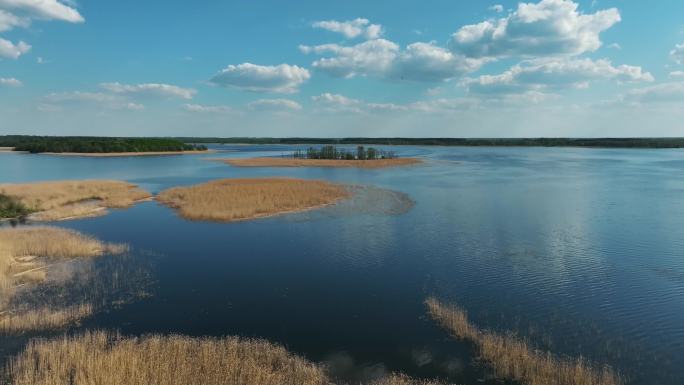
[157,178,349,222]
[0,136,208,156]
[223,145,422,168]
[0,180,152,221]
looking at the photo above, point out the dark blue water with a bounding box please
[1,146,683,384]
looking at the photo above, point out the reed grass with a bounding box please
[157,178,349,222]
[0,180,151,221]
[425,297,622,385]
[223,157,423,169]
[0,227,126,333]
[2,331,446,385]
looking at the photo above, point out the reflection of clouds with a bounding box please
[324,351,386,382]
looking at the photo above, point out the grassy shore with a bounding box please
[1,331,444,385]
[41,150,214,157]
[0,180,151,221]
[157,178,349,222]
[222,157,422,168]
[0,227,126,334]
[425,298,622,385]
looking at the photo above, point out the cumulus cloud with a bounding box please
[312,93,364,113]
[620,82,684,104]
[465,58,652,95]
[100,82,196,99]
[312,93,483,114]
[184,103,232,113]
[0,37,29,58]
[449,0,620,58]
[301,39,485,82]
[0,0,84,23]
[312,18,382,39]
[209,63,310,93]
[0,9,28,31]
[43,91,144,110]
[669,71,684,79]
[0,76,21,86]
[670,43,684,65]
[248,98,302,111]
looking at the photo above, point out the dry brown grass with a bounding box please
[425,297,622,385]
[222,157,423,169]
[3,331,332,385]
[157,178,350,222]
[0,180,151,221]
[0,304,93,335]
[0,227,126,333]
[2,331,447,385]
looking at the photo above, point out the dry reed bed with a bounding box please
[0,227,126,334]
[2,331,444,385]
[425,297,622,385]
[157,178,350,222]
[222,157,423,169]
[0,180,151,221]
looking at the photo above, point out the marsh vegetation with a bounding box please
[157,178,349,222]
[0,227,127,334]
[0,180,151,221]
[425,298,622,385]
[1,331,444,385]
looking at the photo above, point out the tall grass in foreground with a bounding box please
[425,297,622,385]
[2,331,445,385]
[0,227,126,334]
[157,178,349,222]
[0,180,151,221]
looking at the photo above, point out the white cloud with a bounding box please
[248,98,302,111]
[0,37,29,58]
[621,82,684,104]
[184,103,232,113]
[312,93,482,114]
[301,39,486,82]
[0,76,21,86]
[311,93,364,113]
[210,63,310,93]
[0,0,84,23]
[670,43,684,65]
[312,18,382,39]
[449,0,620,59]
[465,58,652,95]
[100,82,196,99]
[489,4,504,13]
[43,91,144,110]
[0,9,29,31]
[669,71,684,79]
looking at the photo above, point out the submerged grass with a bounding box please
[0,180,151,221]
[425,297,622,385]
[1,331,445,385]
[157,177,350,222]
[0,227,126,334]
[223,157,423,169]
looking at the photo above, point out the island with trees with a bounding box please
[224,145,422,168]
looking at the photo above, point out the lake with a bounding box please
[1,145,683,385]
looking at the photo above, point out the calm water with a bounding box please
[1,145,684,384]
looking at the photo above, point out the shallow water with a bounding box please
[1,145,684,384]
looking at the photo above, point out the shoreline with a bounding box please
[220,157,423,169]
[40,150,215,157]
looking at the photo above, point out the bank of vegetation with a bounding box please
[425,297,622,385]
[0,136,207,154]
[0,227,126,334]
[1,331,443,385]
[174,136,684,148]
[157,178,349,222]
[0,180,152,221]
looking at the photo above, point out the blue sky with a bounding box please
[1,0,683,137]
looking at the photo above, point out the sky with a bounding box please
[1,0,684,138]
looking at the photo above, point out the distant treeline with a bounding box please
[174,137,684,148]
[293,145,397,160]
[0,136,207,153]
